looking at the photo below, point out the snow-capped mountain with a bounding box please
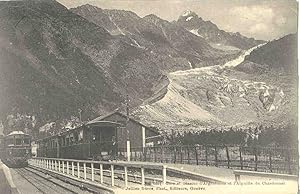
[176,10,265,50]
[71,4,239,68]
[0,1,238,135]
[0,1,294,136]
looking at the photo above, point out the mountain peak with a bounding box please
[179,10,199,22]
[181,10,196,17]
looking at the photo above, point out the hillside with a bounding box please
[0,1,239,135]
[132,35,297,132]
[236,34,297,75]
[71,4,239,68]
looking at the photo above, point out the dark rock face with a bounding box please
[0,1,240,135]
[240,34,297,74]
[176,10,265,50]
[71,4,240,68]
[0,1,162,131]
[234,34,298,127]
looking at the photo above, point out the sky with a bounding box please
[57,0,297,41]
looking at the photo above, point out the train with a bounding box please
[36,121,122,160]
[1,131,32,167]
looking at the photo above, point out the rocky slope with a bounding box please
[237,34,297,75]
[71,4,239,68]
[176,10,265,50]
[234,33,298,127]
[0,1,240,135]
[132,38,296,132]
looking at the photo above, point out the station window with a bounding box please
[66,137,69,146]
[69,133,74,145]
[16,139,22,145]
[7,139,14,146]
[24,139,30,145]
[62,138,65,146]
[74,132,78,143]
[78,130,83,142]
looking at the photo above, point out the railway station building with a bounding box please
[87,111,160,151]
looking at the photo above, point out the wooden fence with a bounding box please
[123,145,298,175]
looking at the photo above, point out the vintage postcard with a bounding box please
[0,0,298,193]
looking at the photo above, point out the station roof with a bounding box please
[85,120,123,127]
[7,131,30,136]
[89,110,159,134]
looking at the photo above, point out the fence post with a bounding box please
[62,161,65,173]
[239,146,243,170]
[205,146,208,166]
[214,146,218,167]
[180,147,183,164]
[162,165,167,185]
[91,163,94,181]
[269,148,272,172]
[72,162,75,176]
[195,146,199,165]
[67,161,69,174]
[187,146,190,164]
[287,148,292,174]
[141,167,145,186]
[111,165,114,186]
[124,166,128,187]
[58,160,61,172]
[254,147,258,171]
[100,164,103,184]
[174,146,177,164]
[225,146,230,168]
[154,147,157,162]
[77,162,80,178]
[83,163,87,180]
[161,147,164,163]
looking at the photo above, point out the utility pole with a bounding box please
[78,108,82,123]
[126,94,131,161]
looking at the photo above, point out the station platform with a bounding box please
[0,160,19,194]
[1,158,298,194]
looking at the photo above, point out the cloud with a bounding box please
[230,5,275,24]
[227,4,295,40]
[249,23,269,34]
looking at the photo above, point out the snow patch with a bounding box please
[51,65,58,74]
[189,29,203,37]
[186,16,193,21]
[130,38,145,49]
[223,43,266,68]
[108,16,125,35]
[182,10,192,17]
[188,61,193,69]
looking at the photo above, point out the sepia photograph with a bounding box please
[0,0,298,193]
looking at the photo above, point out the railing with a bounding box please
[126,145,298,175]
[29,157,168,188]
[233,170,298,182]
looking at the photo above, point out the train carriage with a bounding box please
[37,121,122,160]
[2,131,32,167]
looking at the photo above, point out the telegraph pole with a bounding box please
[126,94,131,161]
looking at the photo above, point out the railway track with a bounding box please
[14,167,91,194]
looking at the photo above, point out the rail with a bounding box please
[233,170,298,182]
[29,157,168,189]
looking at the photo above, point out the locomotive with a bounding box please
[2,131,32,167]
